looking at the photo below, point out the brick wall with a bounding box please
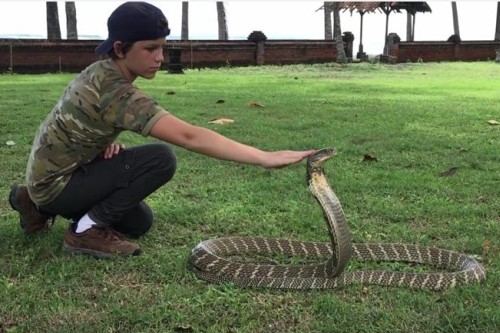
[167,40,256,68]
[0,39,104,73]
[393,40,500,62]
[1,38,499,74]
[0,39,338,73]
[263,41,336,65]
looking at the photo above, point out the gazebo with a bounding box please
[320,2,432,59]
[338,2,381,60]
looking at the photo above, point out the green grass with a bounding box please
[0,62,499,333]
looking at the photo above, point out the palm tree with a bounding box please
[495,1,500,40]
[451,1,460,38]
[216,2,228,40]
[65,2,78,39]
[181,1,189,40]
[46,1,61,39]
[323,2,333,40]
[332,2,347,64]
[406,12,413,41]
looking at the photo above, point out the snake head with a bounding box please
[307,147,336,169]
[306,147,336,185]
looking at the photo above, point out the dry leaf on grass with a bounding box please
[487,119,499,125]
[310,99,331,104]
[174,324,193,332]
[363,154,378,162]
[482,239,491,252]
[438,167,458,177]
[249,101,265,108]
[208,118,234,125]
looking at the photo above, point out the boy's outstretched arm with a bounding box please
[149,114,315,168]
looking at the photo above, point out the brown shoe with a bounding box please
[9,184,55,234]
[63,225,141,258]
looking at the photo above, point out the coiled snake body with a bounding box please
[188,148,486,290]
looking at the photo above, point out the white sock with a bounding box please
[75,213,97,233]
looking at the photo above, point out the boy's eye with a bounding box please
[146,46,161,52]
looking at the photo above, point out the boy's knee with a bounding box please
[127,218,152,238]
[150,143,177,182]
[113,201,153,238]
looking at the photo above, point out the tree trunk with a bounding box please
[495,2,500,40]
[65,2,78,39]
[332,3,340,39]
[46,2,61,40]
[380,4,393,55]
[181,1,189,40]
[324,2,333,40]
[216,2,228,40]
[412,14,416,41]
[332,2,346,64]
[406,12,412,41]
[451,1,460,37]
[384,13,390,52]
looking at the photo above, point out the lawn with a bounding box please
[0,61,499,333]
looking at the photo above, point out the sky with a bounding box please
[0,0,497,55]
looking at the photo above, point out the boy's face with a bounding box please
[115,38,166,81]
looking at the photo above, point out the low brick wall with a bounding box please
[393,40,500,62]
[263,41,336,65]
[0,39,104,73]
[1,38,499,73]
[167,40,256,68]
[0,39,338,73]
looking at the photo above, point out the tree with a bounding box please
[46,1,61,39]
[216,2,228,40]
[65,2,78,39]
[332,2,347,64]
[495,1,500,40]
[406,12,413,41]
[323,2,333,40]
[451,1,460,37]
[181,1,189,40]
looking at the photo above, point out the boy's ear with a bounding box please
[113,41,125,59]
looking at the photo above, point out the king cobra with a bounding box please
[188,148,486,290]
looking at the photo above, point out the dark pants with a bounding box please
[40,143,176,238]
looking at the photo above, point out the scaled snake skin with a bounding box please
[188,148,486,290]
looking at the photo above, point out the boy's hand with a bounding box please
[103,143,125,159]
[260,150,316,169]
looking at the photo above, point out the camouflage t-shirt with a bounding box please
[26,60,169,206]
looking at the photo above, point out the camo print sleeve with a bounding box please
[26,60,169,206]
[106,86,168,136]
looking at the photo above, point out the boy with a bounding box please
[9,2,314,258]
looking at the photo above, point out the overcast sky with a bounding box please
[0,1,496,55]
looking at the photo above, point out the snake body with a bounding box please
[188,148,486,290]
